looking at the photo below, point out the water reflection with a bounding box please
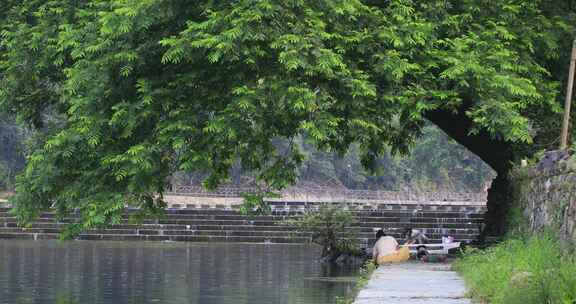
[0,241,358,304]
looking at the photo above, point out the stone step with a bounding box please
[0,222,481,233]
[0,203,486,212]
[0,213,483,225]
[169,202,486,211]
[0,205,484,244]
[0,217,483,226]
[0,222,480,233]
[0,219,482,231]
[167,209,485,217]
[0,230,479,247]
[0,231,479,244]
[0,232,311,243]
[0,227,480,239]
[0,210,485,220]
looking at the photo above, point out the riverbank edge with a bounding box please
[336,261,377,304]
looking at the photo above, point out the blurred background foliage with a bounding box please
[172,122,495,193]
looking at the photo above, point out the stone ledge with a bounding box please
[163,194,486,208]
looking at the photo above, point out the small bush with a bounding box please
[286,204,359,261]
[454,234,576,304]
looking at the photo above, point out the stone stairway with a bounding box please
[0,203,485,245]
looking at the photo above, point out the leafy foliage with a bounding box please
[0,0,574,234]
[285,204,358,261]
[238,191,276,215]
[455,235,576,304]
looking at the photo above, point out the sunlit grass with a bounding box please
[454,235,576,304]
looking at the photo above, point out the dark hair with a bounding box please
[375,229,385,239]
[416,245,428,259]
[403,227,413,239]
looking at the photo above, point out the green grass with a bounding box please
[454,235,576,304]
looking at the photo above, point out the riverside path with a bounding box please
[354,262,471,304]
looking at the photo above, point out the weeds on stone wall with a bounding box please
[455,234,576,304]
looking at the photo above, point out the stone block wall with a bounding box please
[513,160,576,243]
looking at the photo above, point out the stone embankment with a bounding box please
[0,201,484,244]
[165,186,487,207]
[513,153,576,243]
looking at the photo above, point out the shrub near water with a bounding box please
[285,204,359,262]
[454,235,576,304]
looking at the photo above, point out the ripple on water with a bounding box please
[0,241,359,304]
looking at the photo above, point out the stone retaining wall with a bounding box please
[164,193,486,209]
[170,185,487,204]
[513,158,576,243]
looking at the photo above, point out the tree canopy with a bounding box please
[0,0,574,234]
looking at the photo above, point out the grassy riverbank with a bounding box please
[454,235,576,304]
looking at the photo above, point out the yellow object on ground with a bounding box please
[377,246,410,264]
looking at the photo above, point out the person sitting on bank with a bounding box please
[403,228,429,245]
[404,228,430,261]
[372,229,410,265]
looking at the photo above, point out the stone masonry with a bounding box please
[514,154,576,243]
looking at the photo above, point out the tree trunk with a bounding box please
[483,173,514,236]
[320,243,342,263]
[425,107,518,236]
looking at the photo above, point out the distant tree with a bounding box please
[294,126,493,192]
[404,126,495,192]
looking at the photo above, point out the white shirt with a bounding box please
[373,236,398,257]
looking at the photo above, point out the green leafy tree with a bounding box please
[0,0,574,236]
[286,205,358,262]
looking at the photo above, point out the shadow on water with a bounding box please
[0,241,360,304]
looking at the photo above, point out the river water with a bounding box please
[0,241,359,304]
